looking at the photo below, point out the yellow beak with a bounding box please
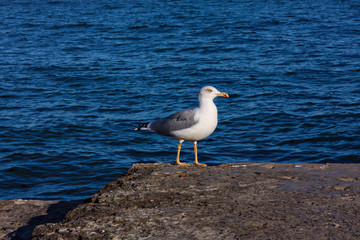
[217,92,229,98]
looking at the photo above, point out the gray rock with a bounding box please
[29,163,360,240]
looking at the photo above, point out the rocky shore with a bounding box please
[1,163,360,239]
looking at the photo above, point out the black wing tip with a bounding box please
[135,122,150,131]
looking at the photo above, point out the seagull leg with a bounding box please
[194,141,207,166]
[176,140,190,166]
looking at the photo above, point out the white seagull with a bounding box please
[135,86,229,166]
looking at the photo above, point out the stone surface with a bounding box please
[27,163,359,240]
[1,163,360,239]
[0,199,81,240]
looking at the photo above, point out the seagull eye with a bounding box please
[206,89,213,93]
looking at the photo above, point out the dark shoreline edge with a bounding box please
[1,162,359,239]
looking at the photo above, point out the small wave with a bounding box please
[277,136,356,146]
[50,23,94,30]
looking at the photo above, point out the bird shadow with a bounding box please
[5,200,82,240]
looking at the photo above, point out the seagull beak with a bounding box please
[217,92,229,98]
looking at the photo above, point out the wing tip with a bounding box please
[135,122,150,131]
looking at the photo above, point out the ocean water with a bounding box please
[0,0,359,200]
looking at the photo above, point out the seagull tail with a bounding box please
[135,122,151,131]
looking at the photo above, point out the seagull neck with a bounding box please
[198,97,216,109]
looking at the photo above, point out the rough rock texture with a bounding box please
[0,199,81,240]
[29,163,360,240]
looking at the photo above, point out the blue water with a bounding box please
[1,0,359,200]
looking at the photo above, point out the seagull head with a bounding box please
[199,86,229,100]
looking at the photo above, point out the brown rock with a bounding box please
[28,163,359,240]
[0,199,81,240]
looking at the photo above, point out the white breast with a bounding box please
[171,101,218,141]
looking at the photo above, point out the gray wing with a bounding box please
[149,109,198,137]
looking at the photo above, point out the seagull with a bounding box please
[135,86,229,166]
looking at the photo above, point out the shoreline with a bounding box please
[1,162,360,239]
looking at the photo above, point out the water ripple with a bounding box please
[0,0,359,200]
